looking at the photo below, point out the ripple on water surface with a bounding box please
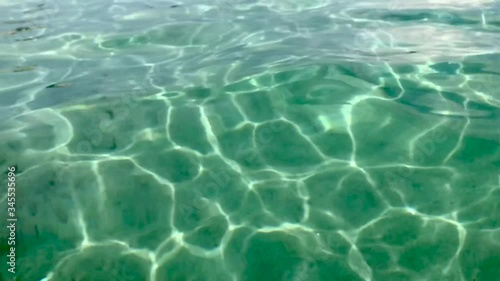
[0,0,500,281]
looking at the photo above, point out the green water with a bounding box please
[1,0,500,280]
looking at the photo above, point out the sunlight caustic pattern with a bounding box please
[0,0,500,281]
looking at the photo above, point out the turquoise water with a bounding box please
[1,0,500,280]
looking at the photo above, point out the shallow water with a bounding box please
[0,0,500,280]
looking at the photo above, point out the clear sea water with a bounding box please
[1,0,500,280]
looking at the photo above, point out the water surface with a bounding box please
[1,0,500,280]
